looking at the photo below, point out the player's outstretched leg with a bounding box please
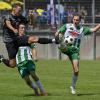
[24,75,39,96]
[0,55,16,68]
[70,59,79,95]
[30,71,48,96]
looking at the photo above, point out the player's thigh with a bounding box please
[71,53,79,72]
[30,71,39,81]
[27,61,39,81]
[5,42,18,59]
[9,58,16,67]
[23,75,31,84]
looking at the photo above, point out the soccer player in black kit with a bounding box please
[0,3,56,68]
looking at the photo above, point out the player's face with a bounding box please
[73,16,80,26]
[18,24,25,36]
[15,6,22,15]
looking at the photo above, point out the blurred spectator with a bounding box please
[62,7,68,24]
[33,8,38,19]
[95,9,100,17]
[47,8,51,26]
[67,6,76,23]
[55,8,59,27]
[79,6,87,24]
[39,9,47,29]
[28,9,34,30]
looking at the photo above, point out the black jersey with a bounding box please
[3,14,28,43]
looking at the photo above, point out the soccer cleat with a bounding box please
[40,92,48,96]
[70,86,76,95]
[0,55,4,63]
[34,88,40,96]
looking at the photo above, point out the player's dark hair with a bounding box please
[73,13,82,21]
[12,3,23,9]
[18,23,25,28]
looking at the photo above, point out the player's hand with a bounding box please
[13,29,18,34]
[34,59,38,62]
[55,36,60,44]
[34,58,38,62]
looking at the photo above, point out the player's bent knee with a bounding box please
[26,80,32,86]
[9,62,16,68]
[9,59,16,68]
[31,74,39,81]
[74,70,79,75]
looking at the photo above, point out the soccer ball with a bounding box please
[64,35,75,45]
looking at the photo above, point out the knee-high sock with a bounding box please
[36,80,45,93]
[71,74,78,89]
[31,82,37,89]
[31,82,39,95]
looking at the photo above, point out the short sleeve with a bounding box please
[30,43,36,49]
[83,26,92,35]
[58,24,67,34]
[4,15,11,21]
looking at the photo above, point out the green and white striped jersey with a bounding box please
[16,43,36,67]
[16,46,33,65]
[58,23,92,52]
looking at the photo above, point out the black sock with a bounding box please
[38,38,53,44]
[2,59,10,67]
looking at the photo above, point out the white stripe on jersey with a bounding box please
[20,48,25,62]
[16,46,33,65]
[27,47,32,60]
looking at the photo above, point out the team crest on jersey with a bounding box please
[69,30,79,38]
[65,24,83,39]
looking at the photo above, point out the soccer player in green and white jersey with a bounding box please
[55,14,100,94]
[16,24,47,96]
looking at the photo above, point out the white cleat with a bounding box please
[70,86,76,95]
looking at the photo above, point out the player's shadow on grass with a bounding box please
[23,94,35,97]
[23,93,51,97]
[77,92,100,96]
[23,93,62,97]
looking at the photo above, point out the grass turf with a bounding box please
[0,60,100,100]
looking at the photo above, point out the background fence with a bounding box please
[0,0,100,60]
[0,30,100,60]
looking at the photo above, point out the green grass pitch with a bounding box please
[0,60,100,100]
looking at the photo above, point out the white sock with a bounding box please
[71,74,78,89]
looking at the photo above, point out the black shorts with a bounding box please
[5,41,18,59]
[5,35,29,59]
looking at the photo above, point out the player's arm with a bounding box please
[55,24,66,36]
[31,44,38,62]
[5,20,18,33]
[32,48,38,61]
[28,36,55,44]
[90,24,100,32]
